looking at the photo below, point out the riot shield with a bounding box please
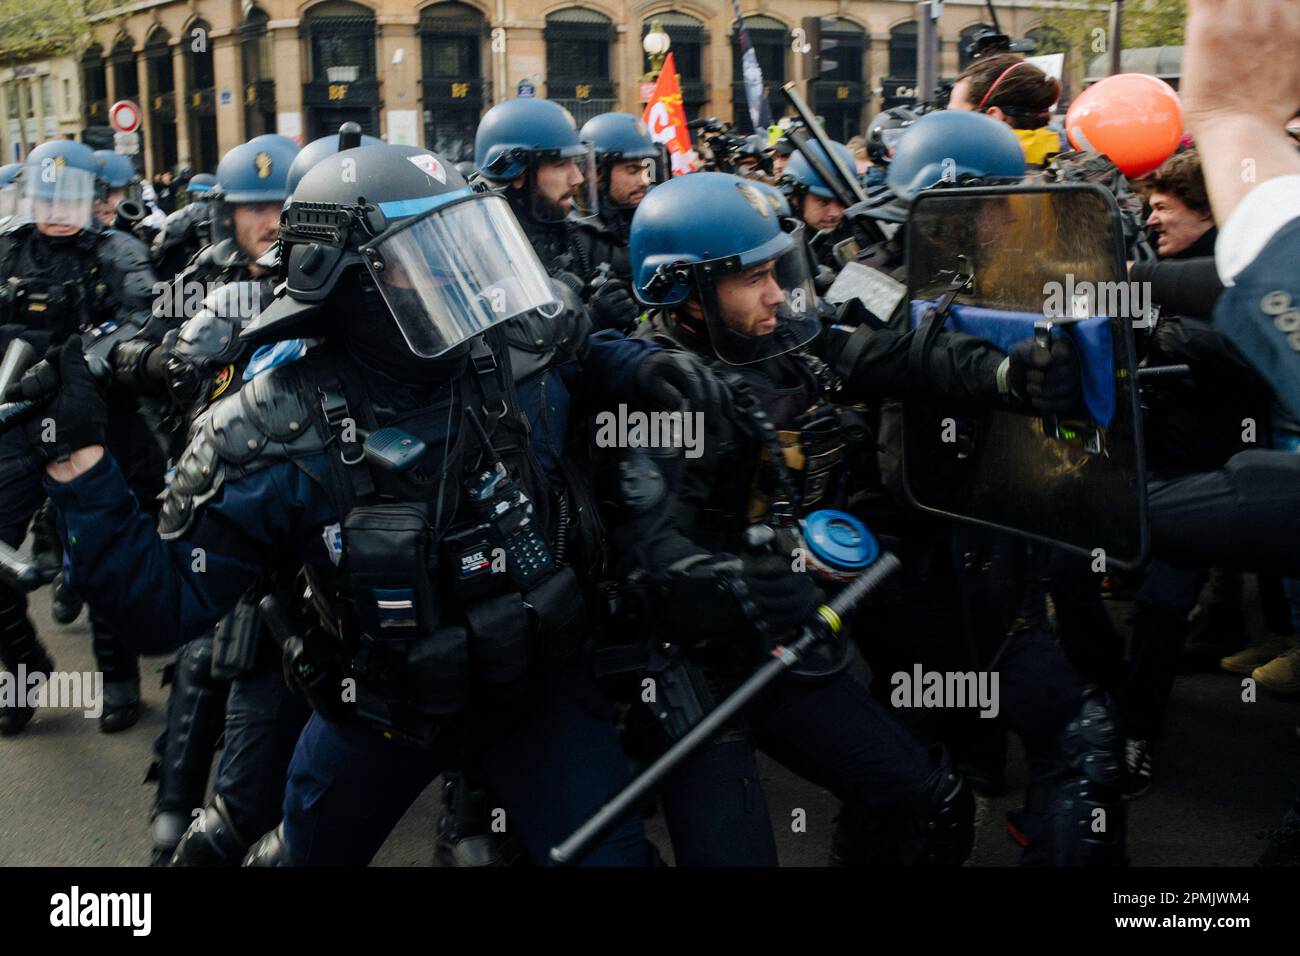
[901,183,1148,568]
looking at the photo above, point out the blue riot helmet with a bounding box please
[630,172,818,366]
[285,126,383,197]
[92,149,142,226]
[211,137,299,263]
[244,143,559,359]
[186,173,218,198]
[20,140,101,231]
[473,98,597,224]
[246,134,302,157]
[579,111,667,214]
[783,139,858,201]
[0,162,22,221]
[752,179,792,218]
[885,110,1025,202]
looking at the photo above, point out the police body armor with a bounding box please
[158,327,586,747]
[569,208,632,285]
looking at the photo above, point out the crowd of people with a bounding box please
[0,0,1297,868]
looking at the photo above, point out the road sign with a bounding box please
[109,100,140,134]
[113,131,139,156]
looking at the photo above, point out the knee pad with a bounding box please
[170,795,248,867]
[1026,687,1128,867]
[243,823,297,867]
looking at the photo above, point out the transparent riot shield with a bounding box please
[901,183,1148,568]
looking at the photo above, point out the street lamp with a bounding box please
[643,19,671,81]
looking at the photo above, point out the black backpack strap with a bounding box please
[313,354,377,510]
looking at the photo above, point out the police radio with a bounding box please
[444,409,553,599]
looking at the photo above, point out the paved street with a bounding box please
[2,574,1297,867]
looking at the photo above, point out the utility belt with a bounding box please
[306,340,589,748]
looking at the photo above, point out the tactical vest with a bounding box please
[164,329,586,747]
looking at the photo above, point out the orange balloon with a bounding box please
[1066,73,1184,178]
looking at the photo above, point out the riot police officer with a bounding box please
[569,111,664,331]
[92,150,144,234]
[601,171,998,865]
[0,139,161,735]
[30,143,675,866]
[148,136,308,865]
[864,107,917,189]
[150,172,217,281]
[472,98,597,277]
[780,139,859,278]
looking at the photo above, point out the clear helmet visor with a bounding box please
[362,194,562,358]
[211,198,285,263]
[0,183,18,220]
[528,145,598,224]
[19,164,95,230]
[699,220,820,365]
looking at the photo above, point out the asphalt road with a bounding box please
[1,578,1297,867]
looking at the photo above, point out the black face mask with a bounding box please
[332,280,469,390]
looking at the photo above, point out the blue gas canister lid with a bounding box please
[801,509,879,573]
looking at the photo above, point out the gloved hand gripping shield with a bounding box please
[359,192,562,358]
[900,182,1149,567]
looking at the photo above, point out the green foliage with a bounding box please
[1032,0,1186,60]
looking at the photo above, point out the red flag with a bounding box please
[641,53,698,176]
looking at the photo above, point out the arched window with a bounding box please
[731,14,787,133]
[889,21,917,79]
[111,36,138,101]
[81,45,107,124]
[301,1,379,139]
[187,20,218,172]
[545,8,615,125]
[812,18,867,142]
[420,2,488,160]
[642,12,708,118]
[242,7,276,138]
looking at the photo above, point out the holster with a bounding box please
[211,592,263,679]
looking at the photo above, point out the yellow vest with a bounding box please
[1014,127,1063,168]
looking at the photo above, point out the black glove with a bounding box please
[634,348,729,414]
[588,278,640,331]
[740,552,820,635]
[4,337,108,460]
[1005,336,1081,413]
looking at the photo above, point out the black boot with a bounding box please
[93,616,141,733]
[148,637,230,864]
[170,795,249,866]
[434,772,524,867]
[0,587,53,736]
[50,576,83,626]
[100,678,141,734]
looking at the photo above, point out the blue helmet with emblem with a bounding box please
[286,125,383,197]
[246,133,302,157]
[629,171,818,365]
[473,98,597,223]
[243,143,560,358]
[885,110,1025,202]
[211,137,299,261]
[20,140,101,229]
[215,137,297,203]
[783,139,857,201]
